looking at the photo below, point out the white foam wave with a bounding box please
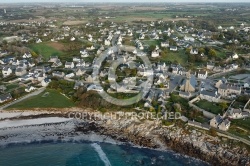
[91,143,111,166]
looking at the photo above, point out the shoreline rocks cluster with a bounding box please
[1,109,250,166]
[75,117,250,166]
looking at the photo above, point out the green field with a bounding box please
[195,100,223,115]
[29,43,63,60]
[7,89,75,109]
[229,118,250,141]
[156,49,188,65]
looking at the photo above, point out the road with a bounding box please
[215,128,250,146]
[0,87,46,110]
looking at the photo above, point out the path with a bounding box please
[0,87,46,110]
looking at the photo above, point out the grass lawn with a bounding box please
[7,89,75,109]
[229,119,250,141]
[156,49,188,65]
[195,100,223,115]
[5,83,19,92]
[29,42,64,60]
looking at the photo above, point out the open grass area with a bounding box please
[229,118,250,141]
[156,49,188,65]
[7,89,75,109]
[29,42,64,60]
[195,100,223,115]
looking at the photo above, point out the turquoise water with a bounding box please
[0,141,209,166]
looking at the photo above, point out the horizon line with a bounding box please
[0,2,250,4]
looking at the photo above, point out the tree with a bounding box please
[198,48,205,54]
[31,51,38,58]
[188,55,196,63]
[149,45,156,52]
[185,48,191,55]
[219,102,228,112]
[208,49,216,58]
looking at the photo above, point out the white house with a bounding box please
[25,86,37,92]
[41,78,51,87]
[190,48,198,55]
[86,45,95,50]
[36,38,42,43]
[65,62,74,69]
[139,33,145,40]
[161,41,169,48]
[65,73,75,78]
[197,70,208,79]
[80,49,89,57]
[70,37,76,41]
[151,50,160,58]
[232,53,239,59]
[22,52,32,59]
[2,67,12,77]
[105,39,111,46]
[170,46,177,51]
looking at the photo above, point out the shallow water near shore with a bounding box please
[0,141,209,166]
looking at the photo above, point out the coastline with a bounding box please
[0,109,250,166]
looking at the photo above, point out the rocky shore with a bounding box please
[74,115,250,166]
[0,109,250,166]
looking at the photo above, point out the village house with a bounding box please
[170,46,178,51]
[210,115,231,131]
[48,56,59,63]
[22,52,32,59]
[200,90,221,103]
[228,108,249,119]
[51,59,62,68]
[0,93,12,103]
[190,48,198,55]
[52,71,65,78]
[86,45,95,51]
[2,67,12,77]
[36,38,42,43]
[65,73,75,78]
[85,75,94,83]
[80,49,89,57]
[75,67,86,76]
[15,67,27,76]
[70,36,76,41]
[41,78,51,87]
[65,61,74,69]
[218,84,241,98]
[197,70,208,79]
[210,115,223,128]
[25,86,37,92]
[161,41,170,48]
[218,119,231,131]
[151,50,160,58]
[105,39,111,46]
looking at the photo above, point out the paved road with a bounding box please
[0,87,46,110]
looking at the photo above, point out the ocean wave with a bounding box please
[91,143,112,166]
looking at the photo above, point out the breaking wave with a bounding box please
[91,143,112,166]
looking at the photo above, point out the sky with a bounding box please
[0,0,250,3]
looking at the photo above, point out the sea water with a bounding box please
[0,141,209,166]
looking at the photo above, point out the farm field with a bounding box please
[29,42,64,60]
